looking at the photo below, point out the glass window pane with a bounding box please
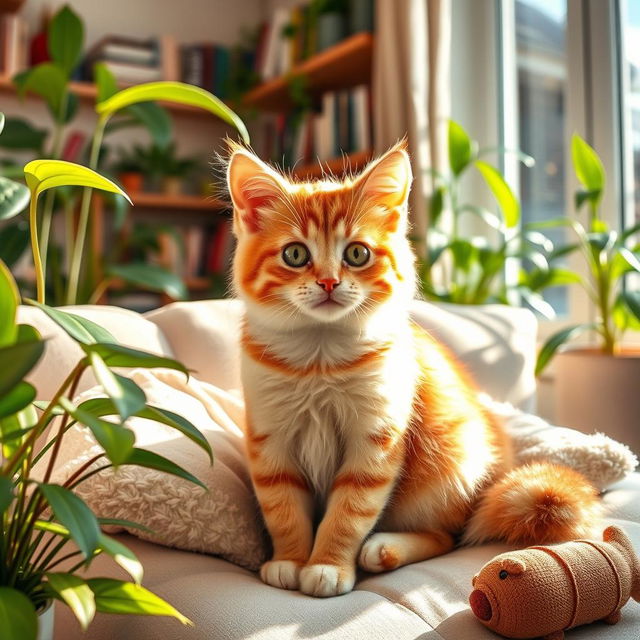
[515,0,569,315]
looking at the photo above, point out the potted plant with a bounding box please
[534,135,640,452]
[0,156,215,639]
[111,146,144,194]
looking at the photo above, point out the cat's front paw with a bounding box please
[299,564,356,597]
[260,560,301,590]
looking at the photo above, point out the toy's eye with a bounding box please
[499,570,508,580]
[343,242,370,267]
[282,243,310,267]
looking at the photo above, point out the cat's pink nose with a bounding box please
[316,278,340,292]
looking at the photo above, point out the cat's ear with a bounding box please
[227,149,285,233]
[355,144,412,210]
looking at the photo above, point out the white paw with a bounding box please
[359,534,400,573]
[260,560,301,590]
[299,564,355,597]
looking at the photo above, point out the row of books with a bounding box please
[256,1,374,81]
[0,14,28,77]
[262,85,372,167]
[156,220,234,280]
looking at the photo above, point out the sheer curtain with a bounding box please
[373,0,451,251]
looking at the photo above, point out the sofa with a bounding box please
[18,299,640,640]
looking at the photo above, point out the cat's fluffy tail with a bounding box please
[463,462,602,546]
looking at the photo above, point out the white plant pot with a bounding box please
[37,600,54,640]
[554,348,640,455]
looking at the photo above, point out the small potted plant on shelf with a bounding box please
[534,135,640,452]
[111,146,145,194]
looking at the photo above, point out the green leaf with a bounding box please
[0,259,19,347]
[429,186,444,226]
[0,476,13,514]
[474,160,520,227]
[98,533,144,584]
[0,112,4,134]
[575,188,601,211]
[96,81,249,144]
[20,63,68,119]
[24,159,131,203]
[519,287,556,320]
[613,293,640,332]
[571,134,605,202]
[448,239,476,272]
[536,324,595,376]
[48,5,84,76]
[621,221,640,241]
[619,247,640,273]
[59,398,135,466]
[25,300,116,344]
[0,221,30,268]
[0,338,45,397]
[0,587,37,640]
[39,484,101,559]
[126,102,173,149]
[106,262,187,300]
[448,120,473,176]
[82,342,189,375]
[0,405,37,458]
[0,176,30,221]
[622,290,640,324]
[89,352,146,420]
[459,204,503,231]
[0,117,47,151]
[125,448,206,490]
[34,520,70,536]
[0,382,36,419]
[523,230,554,253]
[94,62,118,102]
[97,518,154,534]
[46,573,95,630]
[88,578,191,624]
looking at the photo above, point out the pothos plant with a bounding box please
[534,135,640,374]
[421,120,560,316]
[0,157,215,637]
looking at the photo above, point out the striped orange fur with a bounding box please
[226,142,601,598]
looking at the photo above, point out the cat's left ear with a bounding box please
[355,144,413,210]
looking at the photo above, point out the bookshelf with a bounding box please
[292,149,373,179]
[131,192,227,211]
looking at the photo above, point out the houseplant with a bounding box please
[534,135,640,451]
[0,157,214,639]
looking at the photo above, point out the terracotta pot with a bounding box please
[554,348,640,455]
[118,172,143,195]
[37,600,54,640]
[0,0,26,13]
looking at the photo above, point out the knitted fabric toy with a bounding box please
[469,525,640,639]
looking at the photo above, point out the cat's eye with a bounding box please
[499,570,508,580]
[282,243,310,267]
[343,242,370,267]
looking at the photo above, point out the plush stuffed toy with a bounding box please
[469,525,640,640]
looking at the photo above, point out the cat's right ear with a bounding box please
[227,150,284,234]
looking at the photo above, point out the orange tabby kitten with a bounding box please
[226,142,600,597]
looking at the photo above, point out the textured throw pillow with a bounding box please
[51,369,269,571]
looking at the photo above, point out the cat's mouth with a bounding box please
[313,297,343,308]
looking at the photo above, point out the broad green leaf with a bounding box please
[0,587,37,640]
[619,247,640,273]
[89,352,146,420]
[59,398,135,466]
[82,342,189,375]
[0,117,47,151]
[448,120,473,176]
[519,287,556,320]
[0,406,37,459]
[126,102,173,149]
[98,533,143,584]
[125,448,206,490]
[0,476,13,514]
[24,159,131,203]
[571,134,605,200]
[429,186,444,226]
[536,323,595,376]
[458,204,503,231]
[523,230,554,253]
[621,221,640,241]
[0,259,19,347]
[0,176,30,221]
[25,300,117,345]
[0,338,45,397]
[20,63,68,119]
[0,382,36,419]
[48,5,84,76]
[87,578,191,624]
[46,573,95,630]
[0,221,29,267]
[474,160,520,227]
[96,81,249,144]
[622,290,640,324]
[106,262,187,300]
[448,239,476,272]
[38,483,101,559]
[94,62,118,102]
[548,243,580,261]
[575,188,601,211]
[613,293,640,332]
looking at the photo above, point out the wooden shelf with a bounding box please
[291,149,373,179]
[130,192,228,211]
[0,75,229,119]
[109,276,212,292]
[243,32,373,112]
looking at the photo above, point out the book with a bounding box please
[87,36,159,66]
[93,60,162,84]
[1,14,28,77]
[160,34,179,81]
